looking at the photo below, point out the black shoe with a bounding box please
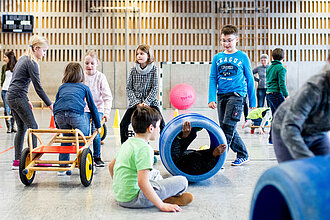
[94,157,105,167]
[154,150,159,155]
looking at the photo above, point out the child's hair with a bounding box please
[272,48,285,61]
[25,35,49,63]
[5,51,17,72]
[131,106,161,133]
[221,25,238,36]
[135,44,154,65]
[62,62,85,83]
[260,54,269,60]
[84,50,99,62]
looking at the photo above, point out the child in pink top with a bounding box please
[84,51,113,167]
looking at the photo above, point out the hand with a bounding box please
[159,203,182,212]
[28,101,33,110]
[212,144,227,157]
[137,103,144,107]
[96,128,101,134]
[181,121,191,138]
[249,107,256,110]
[258,127,264,135]
[208,101,216,109]
[48,104,53,112]
[102,114,109,122]
[142,103,148,107]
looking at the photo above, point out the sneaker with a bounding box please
[154,150,159,155]
[268,140,273,145]
[12,160,20,170]
[163,192,193,206]
[231,157,249,166]
[94,157,105,167]
[57,171,66,176]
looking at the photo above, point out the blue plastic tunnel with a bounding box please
[250,155,330,220]
[159,113,227,182]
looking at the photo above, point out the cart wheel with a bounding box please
[79,148,94,187]
[19,148,36,186]
[100,124,107,141]
[251,128,255,134]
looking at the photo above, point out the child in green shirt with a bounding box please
[109,106,193,212]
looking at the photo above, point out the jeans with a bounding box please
[257,88,267,107]
[6,97,38,160]
[120,105,165,144]
[118,176,188,208]
[217,93,249,158]
[1,90,10,115]
[85,112,103,158]
[266,92,285,142]
[272,131,330,163]
[54,111,88,162]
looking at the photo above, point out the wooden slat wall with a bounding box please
[0,0,330,64]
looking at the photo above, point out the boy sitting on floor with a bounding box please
[109,106,193,212]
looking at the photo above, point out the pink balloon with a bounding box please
[169,83,196,110]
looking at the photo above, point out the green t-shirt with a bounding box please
[113,137,154,202]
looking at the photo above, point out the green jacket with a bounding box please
[266,60,289,97]
[1,64,6,87]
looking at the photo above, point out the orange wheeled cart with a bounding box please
[19,120,104,187]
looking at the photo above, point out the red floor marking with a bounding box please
[0,146,14,155]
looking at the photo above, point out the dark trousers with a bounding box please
[257,88,267,107]
[171,128,218,175]
[217,93,249,158]
[266,92,285,142]
[6,97,38,160]
[120,105,165,144]
[272,131,330,163]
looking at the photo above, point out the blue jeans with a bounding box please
[217,93,249,158]
[272,131,330,163]
[1,90,11,115]
[257,88,267,107]
[266,92,285,142]
[6,97,38,160]
[54,111,88,162]
[85,112,103,158]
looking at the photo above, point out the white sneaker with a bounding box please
[57,171,66,176]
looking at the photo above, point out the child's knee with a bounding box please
[174,175,188,190]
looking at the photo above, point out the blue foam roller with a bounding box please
[159,113,227,182]
[250,155,330,220]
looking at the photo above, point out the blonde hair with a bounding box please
[135,44,155,65]
[25,35,49,63]
[84,50,99,62]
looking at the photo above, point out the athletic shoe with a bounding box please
[154,150,159,155]
[94,157,105,167]
[57,171,66,176]
[231,157,249,166]
[12,160,20,170]
[163,192,193,206]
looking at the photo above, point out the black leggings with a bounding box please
[120,105,165,144]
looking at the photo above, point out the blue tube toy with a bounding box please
[159,113,227,182]
[250,155,330,220]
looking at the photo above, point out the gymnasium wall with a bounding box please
[0,0,329,109]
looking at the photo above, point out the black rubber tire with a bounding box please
[100,124,107,141]
[19,148,36,186]
[79,148,94,187]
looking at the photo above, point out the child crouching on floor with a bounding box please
[109,106,193,212]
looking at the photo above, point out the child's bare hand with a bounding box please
[96,128,101,134]
[208,101,216,109]
[102,114,109,122]
[181,121,191,138]
[258,127,264,135]
[159,203,182,212]
[213,144,227,157]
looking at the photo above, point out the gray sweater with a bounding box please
[272,71,330,159]
[253,65,269,89]
[6,55,52,106]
